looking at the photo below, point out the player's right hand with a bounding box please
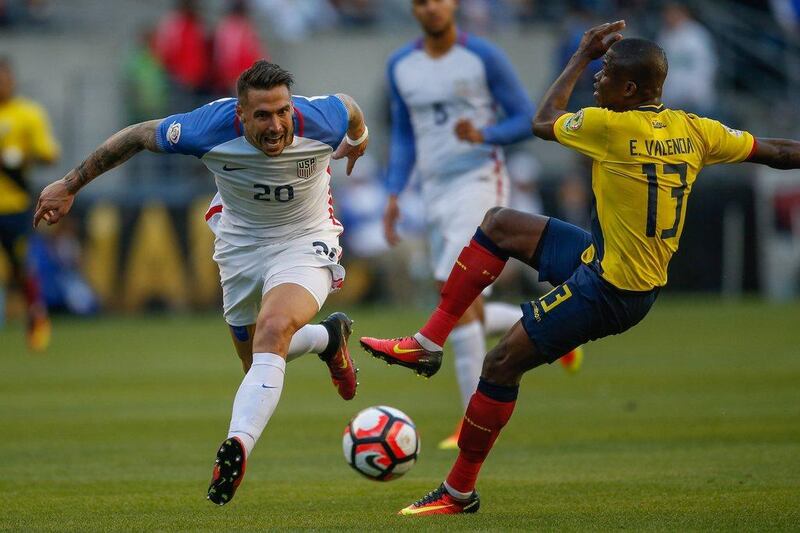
[34,178,75,227]
[576,20,626,61]
[383,195,401,247]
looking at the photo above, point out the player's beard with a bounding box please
[259,129,293,157]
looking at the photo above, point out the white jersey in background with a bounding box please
[386,32,535,199]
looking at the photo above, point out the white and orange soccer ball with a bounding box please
[342,406,420,481]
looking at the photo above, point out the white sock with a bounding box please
[450,321,486,410]
[227,352,286,457]
[414,332,443,352]
[444,480,474,500]
[484,302,522,337]
[286,324,329,363]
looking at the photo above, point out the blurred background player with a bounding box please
[0,56,60,351]
[379,0,581,449]
[33,60,368,506]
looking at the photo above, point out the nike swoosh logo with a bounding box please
[400,503,454,515]
[261,384,277,389]
[223,164,248,171]
[339,355,349,370]
[392,343,423,355]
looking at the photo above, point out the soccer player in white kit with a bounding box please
[362,0,581,449]
[34,61,368,505]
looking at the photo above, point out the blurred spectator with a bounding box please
[153,0,210,95]
[770,0,800,37]
[461,0,493,34]
[558,172,591,229]
[336,154,389,258]
[211,0,267,96]
[331,155,428,304]
[0,0,50,27]
[28,221,98,316]
[556,7,603,109]
[333,0,379,27]
[124,26,169,123]
[254,0,339,43]
[658,2,718,115]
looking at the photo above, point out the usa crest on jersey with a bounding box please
[297,157,316,178]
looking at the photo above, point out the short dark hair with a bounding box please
[236,60,294,100]
[608,38,669,97]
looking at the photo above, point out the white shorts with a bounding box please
[425,171,509,282]
[213,231,346,327]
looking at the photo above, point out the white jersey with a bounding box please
[156,96,347,247]
[385,32,534,197]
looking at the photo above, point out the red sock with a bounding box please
[419,230,507,346]
[23,276,41,307]
[446,386,517,494]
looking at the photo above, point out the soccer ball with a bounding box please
[342,405,420,481]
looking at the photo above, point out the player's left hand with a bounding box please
[332,136,369,176]
[454,119,484,144]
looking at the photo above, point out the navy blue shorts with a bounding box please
[0,210,32,261]
[521,218,659,363]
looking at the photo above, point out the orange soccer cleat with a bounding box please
[398,484,480,516]
[27,314,51,352]
[559,345,584,374]
[437,420,463,450]
[359,335,442,378]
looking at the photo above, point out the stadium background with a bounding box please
[1,1,798,530]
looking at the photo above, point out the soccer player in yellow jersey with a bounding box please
[0,57,60,350]
[362,21,800,515]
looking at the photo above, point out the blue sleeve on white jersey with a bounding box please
[464,35,535,146]
[292,95,348,149]
[155,98,240,158]
[385,45,417,195]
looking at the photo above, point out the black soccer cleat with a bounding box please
[319,312,358,400]
[207,437,247,506]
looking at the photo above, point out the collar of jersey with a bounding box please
[634,103,666,112]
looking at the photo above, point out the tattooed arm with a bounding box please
[34,120,161,227]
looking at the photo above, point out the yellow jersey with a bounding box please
[554,104,755,291]
[0,96,60,214]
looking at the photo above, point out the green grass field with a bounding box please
[1,298,799,531]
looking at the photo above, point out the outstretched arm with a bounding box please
[332,93,369,176]
[34,119,161,227]
[748,138,800,170]
[532,20,625,140]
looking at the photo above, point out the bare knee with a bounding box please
[479,207,548,262]
[480,207,510,245]
[481,337,544,386]
[254,313,300,354]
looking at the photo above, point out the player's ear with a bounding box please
[235,102,244,122]
[624,81,638,97]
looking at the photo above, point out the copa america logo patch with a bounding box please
[564,109,584,132]
[724,126,743,137]
[167,121,181,145]
[297,157,316,178]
